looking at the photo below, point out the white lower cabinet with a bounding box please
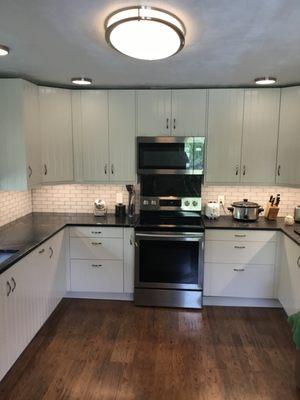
[204,229,277,299]
[0,230,66,382]
[278,234,300,315]
[124,228,135,293]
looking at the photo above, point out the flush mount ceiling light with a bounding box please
[105,6,185,60]
[0,44,9,56]
[71,77,93,85]
[255,77,277,85]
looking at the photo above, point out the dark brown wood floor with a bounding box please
[0,299,299,400]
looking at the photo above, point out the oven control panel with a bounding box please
[140,197,202,211]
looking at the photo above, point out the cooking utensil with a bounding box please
[227,199,264,221]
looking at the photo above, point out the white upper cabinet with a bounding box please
[39,87,74,183]
[137,90,171,136]
[109,91,136,182]
[277,87,300,186]
[241,89,280,184]
[171,89,207,136]
[206,89,245,184]
[75,90,109,182]
[0,79,41,190]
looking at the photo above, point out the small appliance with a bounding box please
[294,206,300,222]
[205,201,220,219]
[115,203,126,217]
[94,199,107,217]
[227,199,264,221]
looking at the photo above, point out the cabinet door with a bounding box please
[24,81,41,188]
[277,87,300,185]
[206,89,244,183]
[241,89,280,184]
[109,91,136,182]
[0,270,9,381]
[171,89,207,136]
[39,87,74,183]
[80,90,109,182]
[124,228,135,293]
[137,90,171,136]
[278,235,300,315]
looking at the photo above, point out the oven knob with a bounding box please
[151,200,156,206]
[192,201,198,207]
[143,200,149,205]
[184,200,190,206]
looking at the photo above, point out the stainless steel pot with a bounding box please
[227,199,264,221]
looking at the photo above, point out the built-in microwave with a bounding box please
[137,136,205,175]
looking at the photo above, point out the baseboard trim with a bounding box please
[203,296,282,308]
[66,291,134,301]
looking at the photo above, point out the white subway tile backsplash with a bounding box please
[0,191,32,226]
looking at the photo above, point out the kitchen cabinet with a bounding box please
[109,91,136,182]
[171,89,207,136]
[124,228,135,293]
[276,87,300,186]
[0,79,41,190]
[0,231,66,382]
[278,234,300,315]
[204,229,277,299]
[39,87,74,183]
[241,89,280,184]
[206,89,245,184]
[137,90,172,136]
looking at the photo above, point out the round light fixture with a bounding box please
[255,77,277,85]
[0,44,9,56]
[71,77,93,85]
[105,6,185,60]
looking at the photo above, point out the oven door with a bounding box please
[135,231,204,290]
[137,137,204,175]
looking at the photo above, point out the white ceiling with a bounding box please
[0,0,300,88]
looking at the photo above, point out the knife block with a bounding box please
[266,206,279,220]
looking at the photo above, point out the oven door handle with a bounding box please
[135,232,204,240]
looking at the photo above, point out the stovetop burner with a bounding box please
[136,211,205,232]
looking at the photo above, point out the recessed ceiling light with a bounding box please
[0,44,9,56]
[71,77,92,85]
[105,6,185,60]
[255,77,277,85]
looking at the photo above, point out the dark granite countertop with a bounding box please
[0,213,299,275]
[203,216,300,246]
[0,212,137,274]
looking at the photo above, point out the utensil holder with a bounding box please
[266,206,279,220]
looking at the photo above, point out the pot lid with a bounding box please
[231,199,261,208]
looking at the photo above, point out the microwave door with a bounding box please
[193,137,205,175]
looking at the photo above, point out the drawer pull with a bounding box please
[234,234,246,238]
[234,246,246,249]
[233,268,245,272]
[297,256,300,268]
[91,242,102,245]
[91,231,102,234]
[91,264,102,268]
[38,248,45,254]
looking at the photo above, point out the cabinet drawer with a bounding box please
[70,260,123,292]
[69,226,123,238]
[205,229,277,242]
[205,240,276,264]
[204,263,275,298]
[70,237,123,260]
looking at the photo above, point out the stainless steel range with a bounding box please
[134,173,204,309]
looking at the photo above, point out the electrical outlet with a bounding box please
[218,195,225,205]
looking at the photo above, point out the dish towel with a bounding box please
[288,311,300,350]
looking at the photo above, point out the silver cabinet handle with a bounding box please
[111,164,114,174]
[234,246,246,249]
[173,118,176,130]
[28,165,32,178]
[233,268,245,272]
[38,248,45,254]
[44,164,47,175]
[297,256,300,268]
[104,164,107,175]
[91,242,102,245]
[235,165,239,176]
[130,235,133,246]
[277,165,281,176]
[166,118,169,130]
[243,165,246,176]
[11,277,16,292]
[6,281,11,297]
[91,264,102,268]
[91,231,102,234]
[49,246,54,258]
[234,234,246,238]
[134,241,139,248]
